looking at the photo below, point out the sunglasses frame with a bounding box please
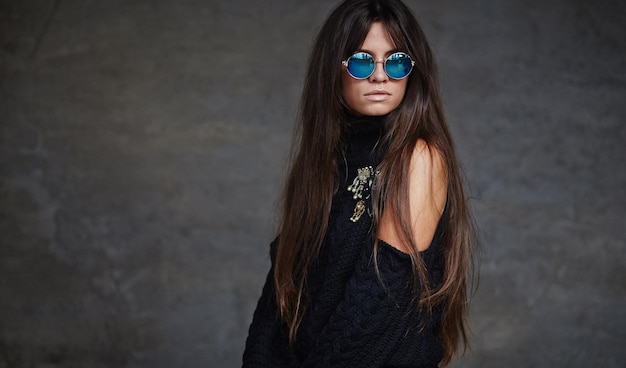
[342,51,415,80]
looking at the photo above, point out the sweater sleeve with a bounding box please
[242,241,300,368]
[300,240,419,368]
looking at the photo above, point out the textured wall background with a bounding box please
[1,0,624,367]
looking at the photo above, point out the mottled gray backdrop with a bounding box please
[1,0,624,367]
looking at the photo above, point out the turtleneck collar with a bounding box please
[342,114,387,154]
[345,113,386,130]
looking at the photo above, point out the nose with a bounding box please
[368,59,388,82]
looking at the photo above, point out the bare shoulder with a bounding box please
[410,139,447,206]
[377,139,448,253]
[407,139,448,249]
[411,140,445,176]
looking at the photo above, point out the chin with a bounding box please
[358,105,398,116]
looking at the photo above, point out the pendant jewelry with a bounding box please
[347,166,375,222]
[350,200,366,222]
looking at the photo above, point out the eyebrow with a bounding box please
[354,48,403,58]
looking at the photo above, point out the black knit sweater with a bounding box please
[243,116,445,367]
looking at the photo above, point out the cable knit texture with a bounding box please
[243,116,445,367]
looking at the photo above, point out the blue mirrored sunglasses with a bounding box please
[342,52,415,80]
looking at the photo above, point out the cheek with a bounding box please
[395,80,408,100]
[390,81,408,107]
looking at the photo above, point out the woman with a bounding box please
[243,0,475,366]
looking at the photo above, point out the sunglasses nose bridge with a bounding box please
[369,58,388,81]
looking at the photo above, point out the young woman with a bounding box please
[243,0,475,366]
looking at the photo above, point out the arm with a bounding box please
[243,240,299,368]
[377,139,448,252]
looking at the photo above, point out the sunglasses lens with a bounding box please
[346,53,374,79]
[385,52,413,79]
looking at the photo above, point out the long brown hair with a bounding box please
[273,0,476,365]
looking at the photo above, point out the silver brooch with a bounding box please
[347,166,376,222]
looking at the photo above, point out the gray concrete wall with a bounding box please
[1,0,624,367]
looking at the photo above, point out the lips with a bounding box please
[364,90,391,96]
[364,89,391,101]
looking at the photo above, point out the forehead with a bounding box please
[359,22,397,52]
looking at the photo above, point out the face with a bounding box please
[341,22,408,116]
